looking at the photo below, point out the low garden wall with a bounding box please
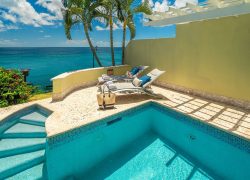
[51,65,131,101]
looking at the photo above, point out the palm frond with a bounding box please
[127,18,135,40]
[132,0,152,15]
[63,10,81,39]
[64,10,73,40]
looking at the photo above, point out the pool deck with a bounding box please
[0,85,250,140]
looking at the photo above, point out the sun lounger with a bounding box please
[102,69,165,97]
[98,66,149,84]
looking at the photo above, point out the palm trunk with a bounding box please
[109,12,115,66]
[83,24,103,67]
[121,20,126,65]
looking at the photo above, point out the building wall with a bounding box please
[125,14,250,102]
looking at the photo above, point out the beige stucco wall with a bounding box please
[52,65,131,100]
[125,14,250,102]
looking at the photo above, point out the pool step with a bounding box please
[0,120,16,134]
[1,122,46,139]
[19,111,47,123]
[0,138,46,158]
[8,163,46,180]
[1,132,46,139]
[0,149,45,179]
[19,119,45,127]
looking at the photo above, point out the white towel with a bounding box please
[108,84,117,90]
[102,74,108,78]
[101,74,109,80]
[106,81,113,85]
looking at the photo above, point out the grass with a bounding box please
[29,92,52,102]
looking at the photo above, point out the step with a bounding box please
[0,149,45,179]
[1,132,46,139]
[0,120,16,134]
[20,111,47,123]
[8,163,46,180]
[19,119,45,127]
[1,123,46,138]
[0,138,46,158]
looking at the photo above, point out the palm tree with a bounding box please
[62,0,105,67]
[101,0,116,66]
[99,0,119,66]
[109,4,115,66]
[117,0,152,64]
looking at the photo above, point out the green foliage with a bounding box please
[0,67,33,107]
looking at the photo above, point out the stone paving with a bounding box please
[0,85,249,140]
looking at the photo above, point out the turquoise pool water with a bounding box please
[0,105,51,179]
[47,103,250,180]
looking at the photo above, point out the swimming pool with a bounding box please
[47,102,250,179]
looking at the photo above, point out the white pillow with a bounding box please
[126,71,133,78]
[132,77,142,87]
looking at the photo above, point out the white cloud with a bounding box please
[142,0,154,7]
[94,40,122,47]
[174,0,198,8]
[0,0,63,30]
[0,20,4,28]
[0,20,19,31]
[44,35,51,38]
[0,38,22,46]
[153,0,169,12]
[1,11,17,23]
[39,30,44,33]
[96,22,122,31]
[65,39,89,46]
[144,0,198,13]
[96,26,108,31]
[36,0,63,20]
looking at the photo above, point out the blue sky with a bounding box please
[0,0,196,47]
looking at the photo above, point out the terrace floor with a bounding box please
[0,85,250,140]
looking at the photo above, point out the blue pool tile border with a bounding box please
[47,101,250,153]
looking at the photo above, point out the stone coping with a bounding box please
[51,65,130,80]
[0,85,249,140]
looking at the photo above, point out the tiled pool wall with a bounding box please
[47,101,250,153]
[46,105,153,179]
[46,102,153,149]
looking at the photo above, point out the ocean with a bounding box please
[0,47,122,90]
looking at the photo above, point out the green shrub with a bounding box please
[0,67,33,107]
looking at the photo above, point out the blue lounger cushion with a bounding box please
[139,75,151,87]
[130,67,140,76]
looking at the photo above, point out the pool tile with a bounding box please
[192,111,212,121]
[198,109,217,117]
[176,106,194,113]
[203,105,223,113]
[163,101,179,107]
[222,110,244,119]
[210,118,235,130]
[209,103,224,109]
[182,103,200,110]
